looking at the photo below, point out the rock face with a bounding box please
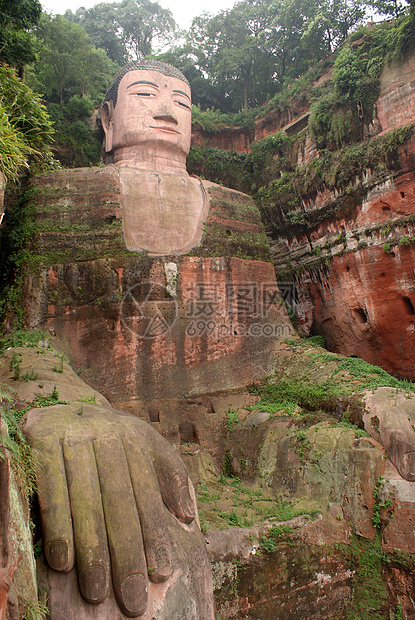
[0,418,37,620]
[18,168,292,431]
[377,52,415,134]
[200,410,415,619]
[190,52,415,380]
[271,129,415,379]
[181,340,415,619]
[192,124,252,152]
[261,51,415,379]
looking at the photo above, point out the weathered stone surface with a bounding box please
[20,169,293,430]
[195,392,411,619]
[268,130,415,378]
[377,53,415,133]
[0,418,37,620]
[363,387,415,481]
[211,542,354,619]
[257,51,415,379]
[191,124,252,153]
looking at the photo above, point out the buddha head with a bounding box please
[101,60,192,173]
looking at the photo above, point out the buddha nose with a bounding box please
[153,101,178,125]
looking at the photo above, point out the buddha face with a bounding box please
[102,69,192,161]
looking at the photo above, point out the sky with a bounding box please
[40,0,236,29]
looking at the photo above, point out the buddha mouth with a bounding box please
[150,126,180,134]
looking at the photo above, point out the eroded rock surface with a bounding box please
[17,169,292,432]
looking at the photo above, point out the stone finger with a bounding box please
[34,441,75,573]
[146,430,196,524]
[63,437,110,604]
[94,436,148,618]
[124,437,172,583]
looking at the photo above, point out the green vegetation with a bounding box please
[0,0,41,69]
[0,383,66,501]
[293,429,311,459]
[191,106,255,134]
[1,402,37,500]
[0,64,54,181]
[249,340,415,416]
[197,471,321,532]
[337,534,389,619]
[255,498,320,522]
[0,328,51,354]
[333,419,368,437]
[21,601,49,620]
[53,353,65,373]
[218,509,250,528]
[260,524,294,553]
[226,409,240,432]
[372,476,394,530]
[187,146,248,191]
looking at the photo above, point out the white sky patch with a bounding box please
[41,0,236,29]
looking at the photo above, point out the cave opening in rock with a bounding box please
[352,307,368,324]
[148,407,160,422]
[179,419,200,444]
[402,296,415,315]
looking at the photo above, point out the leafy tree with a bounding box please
[65,3,128,65]
[0,0,41,69]
[301,0,367,59]
[0,63,54,180]
[368,0,410,18]
[32,14,116,107]
[66,0,177,62]
[113,0,176,58]
[183,0,369,112]
[264,0,312,85]
[156,43,223,109]
[187,3,277,112]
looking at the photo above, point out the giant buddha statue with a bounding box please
[11,59,294,618]
[23,59,293,427]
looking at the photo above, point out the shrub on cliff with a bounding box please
[0,63,54,181]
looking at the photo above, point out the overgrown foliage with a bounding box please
[187,145,248,190]
[338,534,389,619]
[0,64,54,181]
[250,338,415,416]
[20,600,49,620]
[1,401,37,501]
[260,524,294,552]
[0,379,66,500]
[0,0,41,68]
[0,328,51,354]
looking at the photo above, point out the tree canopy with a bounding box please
[0,0,42,68]
[65,0,177,62]
[0,0,413,172]
[0,63,54,180]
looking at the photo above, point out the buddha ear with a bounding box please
[101,101,114,152]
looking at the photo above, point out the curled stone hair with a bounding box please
[104,59,190,108]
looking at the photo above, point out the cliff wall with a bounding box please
[190,36,415,380]
[264,50,415,379]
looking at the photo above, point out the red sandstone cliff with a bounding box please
[191,42,415,381]
[266,51,415,379]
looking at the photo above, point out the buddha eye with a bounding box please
[176,100,191,110]
[132,92,155,97]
